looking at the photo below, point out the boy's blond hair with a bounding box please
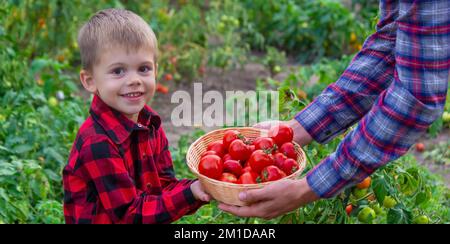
[78,8,158,72]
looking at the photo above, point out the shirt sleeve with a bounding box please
[154,126,205,214]
[306,0,450,198]
[75,136,202,224]
[295,0,399,143]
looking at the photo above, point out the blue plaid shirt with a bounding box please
[295,0,449,198]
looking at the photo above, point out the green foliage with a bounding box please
[205,1,249,71]
[240,0,368,63]
[0,0,447,224]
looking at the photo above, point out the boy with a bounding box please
[63,8,210,224]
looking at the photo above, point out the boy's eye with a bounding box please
[139,66,152,73]
[112,68,125,76]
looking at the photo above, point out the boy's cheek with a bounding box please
[147,81,156,101]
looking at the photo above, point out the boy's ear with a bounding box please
[80,70,97,93]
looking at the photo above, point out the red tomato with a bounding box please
[415,143,425,152]
[222,153,232,162]
[220,173,238,183]
[260,165,286,182]
[248,150,274,173]
[164,73,173,81]
[268,124,294,146]
[345,205,353,216]
[228,139,251,161]
[279,158,299,176]
[356,176,371,189]
[252,137,275,151]
[249,145,256,153]
[273,152,287,168]
[223,160,243,177]
[201,150,218,158]
[242,166,252,173]
[238,171,259,184]
[198,155,223,180]
[207,140,227,158]
[156,84,169,94]
[223,130,241,149]
[170,56,177,66]
[279,142,297,159]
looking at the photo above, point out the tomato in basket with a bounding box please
[223,160,243,177]
[247,150,274,174]
[252,137,275,151]
[198,155,223,180]
[238,171,259,184]
[279,142,297,159]
[223,130,241,148]
[207,141,227,158]
[273,152,287,168]
[260,165,286,182]
[219,173,238,183]
[268,124,293,147]
[228,139,251,161]
[196,128,301,185]
[279,158,299,176]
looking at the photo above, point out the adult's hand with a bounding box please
[218,178,319,219]
[253,119,313,147]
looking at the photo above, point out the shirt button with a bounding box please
[137,123,143,128]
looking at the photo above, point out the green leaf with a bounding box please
[0,188,10,201]
[13,144,34,154]
[387,206,412,224]
[372,176,388,203]
[0,162,16,176]
[0,145,12,153]
[44,169,61,182]
[43,147,65,165]
[30,59,51,75]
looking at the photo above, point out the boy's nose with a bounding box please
[127,74,143,86]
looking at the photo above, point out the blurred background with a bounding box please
[0,0,448,224]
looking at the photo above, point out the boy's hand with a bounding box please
[190,180,212,202]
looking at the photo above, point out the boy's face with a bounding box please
[81,46,156,122]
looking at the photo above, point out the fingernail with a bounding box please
[239,192,246,201]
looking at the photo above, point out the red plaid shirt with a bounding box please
[63,95,204,224]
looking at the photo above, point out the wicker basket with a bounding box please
[186,127,307,206]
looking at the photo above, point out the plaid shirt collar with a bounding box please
[89,94,161,144]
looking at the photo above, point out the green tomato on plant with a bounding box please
[413,215,430,224]
[383,196,397,209]
[357,207,376,223]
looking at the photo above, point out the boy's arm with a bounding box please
[306,0,450,198]
[75,137,202,224]
[295,0,399,143]
[155,127,206,213]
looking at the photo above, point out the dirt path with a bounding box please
[411,129,450,188]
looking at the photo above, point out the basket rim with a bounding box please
[186,127,307,187]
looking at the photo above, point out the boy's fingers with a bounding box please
[202,193,212,202]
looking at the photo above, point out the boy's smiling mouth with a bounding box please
[120,92,145,102]
[121,92,144,97]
